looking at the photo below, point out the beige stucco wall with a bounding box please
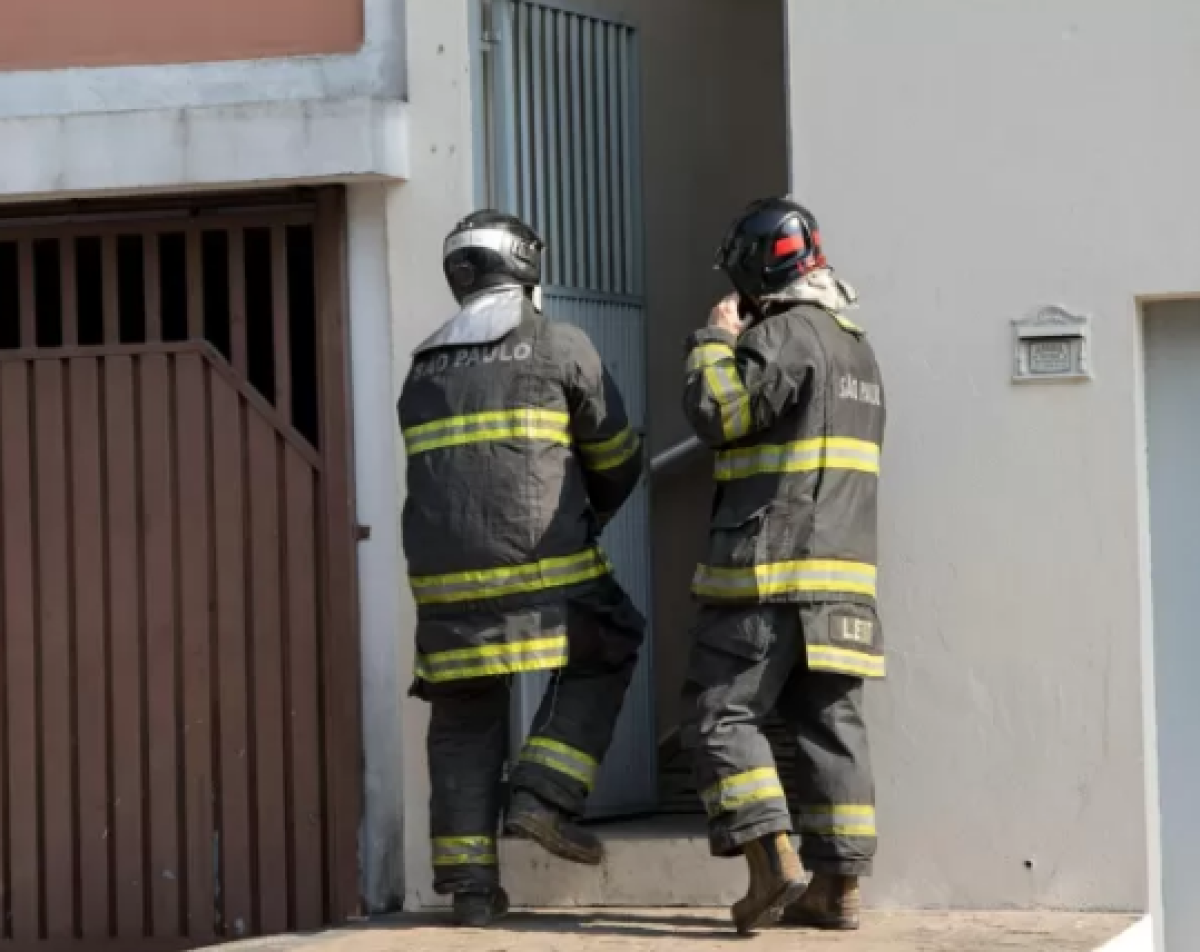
[786,0,1161,910]
[585,0,790,737]
[0,0,364,71]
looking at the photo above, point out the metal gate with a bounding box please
[0,190,360,950]
[475,0,656,816]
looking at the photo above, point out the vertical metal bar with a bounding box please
[557,12,573,286]
[620,29,638,295]
[139,352,181,937]
[205,361,253,933]
[281,452,323,930]
[36,360,75,941]
[543,10,561,285]
[102,235,119,344]
[2,362,40,941]
[71,357,111,940]
[469,0,492,207]
[629,30,646,297]
[596,24,612,294]
[60,237,78,346]
[142,234,161,343]
[271,227,292,416]
[17,239,35,347]
[530,7,547,246]
[105,355,146,937]
[229,229,249,376]
[582,17,598,290]
[493,1,520,215]
[186,230,204,341]
[516,2,534,225]
[607,25,625,295]
[313,188,362,923]
[570,15,586,286]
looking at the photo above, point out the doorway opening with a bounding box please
[1142,297,1200,949]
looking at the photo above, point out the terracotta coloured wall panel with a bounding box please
[0,0,364,71]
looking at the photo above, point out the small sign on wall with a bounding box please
[1012,306,1092,383]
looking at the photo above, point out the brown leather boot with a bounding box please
[730,834,807,935]
[782,873,862,930]
[505,791,603,866]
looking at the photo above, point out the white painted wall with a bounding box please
[382,0,478,911]
[0,0,408,200]
[783,0,1200,911]
[0,0,404,119]
[348,182,406,914]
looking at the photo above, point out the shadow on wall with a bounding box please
[651,469,713,740]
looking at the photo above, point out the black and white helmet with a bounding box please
[442,210,545,304]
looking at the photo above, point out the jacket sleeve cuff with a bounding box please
[686,327,738,352]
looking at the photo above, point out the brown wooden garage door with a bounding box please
[0,189,361,950]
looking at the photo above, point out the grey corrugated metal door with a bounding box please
[475,0,655,817]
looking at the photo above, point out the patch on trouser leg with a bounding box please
[432,835,500,893]
[795,805,877,875]
[702,768,792,857]
[802,604,886,679]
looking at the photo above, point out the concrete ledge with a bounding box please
[0,97,409,200]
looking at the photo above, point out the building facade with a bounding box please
[0,0,1185,949]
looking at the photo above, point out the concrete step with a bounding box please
[498,817,744,908]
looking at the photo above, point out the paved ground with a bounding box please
[211,909,1136,952]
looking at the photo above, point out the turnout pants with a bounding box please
[419,584,644,894]
[683,604,877,876]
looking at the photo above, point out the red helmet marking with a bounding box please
[773,234,807,257]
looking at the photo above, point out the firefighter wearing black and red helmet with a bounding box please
[681,197,886,934]
[399,210,645,928]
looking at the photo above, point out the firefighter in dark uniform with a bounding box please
[681,197,886,934]
[399,210,645,928]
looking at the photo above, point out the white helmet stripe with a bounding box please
[444,228,513,255]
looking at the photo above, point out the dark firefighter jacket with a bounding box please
[682,303,887,679]
[399,288,643,683]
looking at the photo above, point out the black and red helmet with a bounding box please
[715,197,827,301]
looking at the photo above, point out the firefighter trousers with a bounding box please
[683,604,876,876]
[419,584,644,894]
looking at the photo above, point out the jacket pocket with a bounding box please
[692,607,775,662]
[707,503,770,567]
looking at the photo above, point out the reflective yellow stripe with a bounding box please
[578,426,642,472]
[411,548,612,605]
[714,438,880,481]
[806,645,886,679]
[520,737,599,789]
[687,342,736,373]
[404,409,571,455]
[692,559,877,600]
[416,633,569,682]
[432,835,498,867]
[834,314,864,335]
[700,767,787,817]
[704,365,753,441]
[796,805,876,837]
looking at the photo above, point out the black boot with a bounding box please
[452,886,510,928]
[505,790,603,865]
